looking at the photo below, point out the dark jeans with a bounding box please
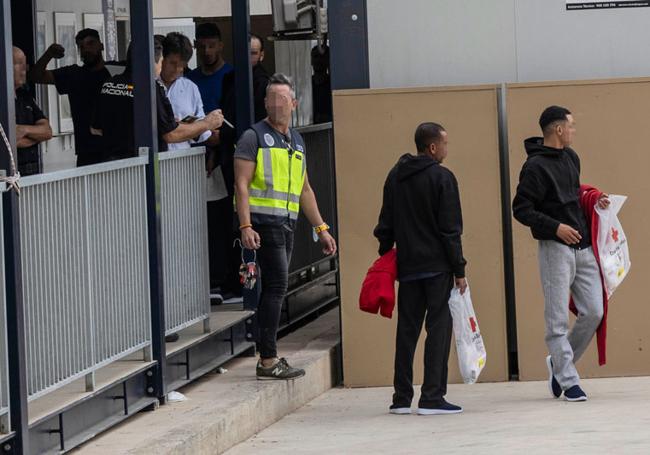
[393,273,453,408]
[256,224,294,359]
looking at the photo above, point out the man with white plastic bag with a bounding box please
[513,106,609,402]
[374,122,468,416]
[448,285,486,384]
[595,195,631,297]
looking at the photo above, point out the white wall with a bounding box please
[367,0,517,88]
[153,0,271,18]
[367,0,650,88]
[514,1,650,82]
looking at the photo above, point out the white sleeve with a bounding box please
[190,80,212,144]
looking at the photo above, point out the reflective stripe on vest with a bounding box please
[249,146,306,220]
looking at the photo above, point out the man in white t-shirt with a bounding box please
[160,32,220,151]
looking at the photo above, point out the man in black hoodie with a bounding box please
[513,106,609,402]
[375,122,467,416]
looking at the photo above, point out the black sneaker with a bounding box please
[389,404,411,415]
[564,385,588,402]
[546,355,562,399]
[256,358,305,380]
[417,400,463,415]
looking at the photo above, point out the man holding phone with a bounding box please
[92,36,223,162]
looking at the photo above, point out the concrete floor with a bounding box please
[74,309,341,455]
[226,376,650,455]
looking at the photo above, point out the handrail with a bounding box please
[20,156,149,187]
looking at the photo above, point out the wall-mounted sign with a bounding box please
[567,1,650,10]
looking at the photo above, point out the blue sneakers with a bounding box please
[564,385,588,402]
[417,401,463,415]
[546,355,562,399]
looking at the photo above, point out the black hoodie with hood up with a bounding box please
[512,137,590,249]
[374,153,466,279]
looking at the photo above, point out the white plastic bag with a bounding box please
[448,285,486,384]
[167,391,187,402]
[595,194,631,298]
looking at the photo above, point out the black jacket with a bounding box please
[512,137,590,249]
[374,154,466,279]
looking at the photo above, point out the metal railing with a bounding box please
[159,148,210,335]
[19,158,152,400]
[0,182,10,432]
[291,123,338,272]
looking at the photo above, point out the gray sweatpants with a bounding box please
[538,240,604,390]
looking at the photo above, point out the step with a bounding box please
[74,308,341,455]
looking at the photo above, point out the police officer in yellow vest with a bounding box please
[234,73,337,380]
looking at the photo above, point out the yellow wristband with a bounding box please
[239,224,253,230]
[313,223,330,234]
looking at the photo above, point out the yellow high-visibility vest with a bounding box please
[245,121,307,225]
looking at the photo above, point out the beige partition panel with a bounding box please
[333,86,508,387]
[507,78,650,381]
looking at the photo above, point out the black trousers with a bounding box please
[393,273,454,408]
[256,224,294,359]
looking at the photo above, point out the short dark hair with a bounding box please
[196,23,222,40]
[267,73,295,98]
[250,33,264,51]
[539,105,572,134]
[414,122,445,153]
[75,28,101,44]
[163,32,193,62]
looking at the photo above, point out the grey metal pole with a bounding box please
[0,0,30,452]
[231,0,254,137]
[231,0,260,342]
[129,0,167,401]
[497,84,519,380]
[327,0,370,90]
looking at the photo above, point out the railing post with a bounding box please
[141,144,166,401]
[84,372,95,393]
[0,177,28,455]
[130,0,166,402]
[231,0,260,345]
[231,0,254,138]
[0,0,29,452]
